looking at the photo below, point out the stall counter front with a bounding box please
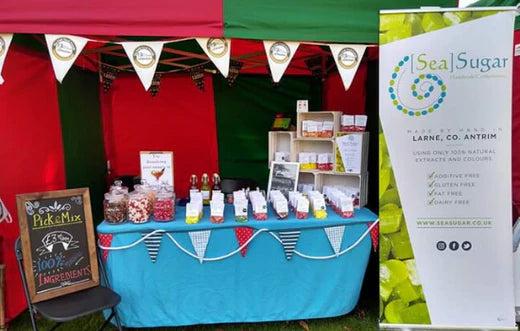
[96,205,378,327]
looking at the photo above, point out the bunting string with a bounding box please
[97,220,378,262]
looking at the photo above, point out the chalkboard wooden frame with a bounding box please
[16,188,99,303]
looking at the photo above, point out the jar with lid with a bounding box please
[110,180,129,195]
[103,192,127,224]
[153,191,175,222]
[128,191,151,223]
[135,181,155,215]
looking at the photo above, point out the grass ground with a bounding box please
[8,255,379,331]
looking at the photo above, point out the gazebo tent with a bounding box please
[9,0,512,324]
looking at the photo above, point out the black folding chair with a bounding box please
[14,237,123,331]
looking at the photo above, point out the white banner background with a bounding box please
[380,11,516,328]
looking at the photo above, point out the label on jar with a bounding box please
[190,191,203,202]
[340,197,354,213]
[201,190,210,200]
[354,115,367,128]
[322,121,334,131]
[318,153,329,164]
[307,121,318,133]
[253,202,267,214]
[312,198,326,211]
[341,115,354,126]
[275,200,288,213]
[296,198,309,213]
[299,153,310,164]
[210,201,224,217]
[189,189,199,195]
[308,153,317,164]
[186,203,199,217]
[212,191,224,202]
[234,201,248,216]
[233,191,246,202]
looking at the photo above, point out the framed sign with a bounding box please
[140,151,174,187]
[267,162,300,198]
[16,188,99,303]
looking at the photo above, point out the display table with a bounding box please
[96,205,378,328]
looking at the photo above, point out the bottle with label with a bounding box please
[212,173,221,194]
[201,173,211,205]
[189,175,199,195]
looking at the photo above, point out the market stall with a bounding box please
[0,0,464,327]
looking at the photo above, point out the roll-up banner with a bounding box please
[379,7,517,330]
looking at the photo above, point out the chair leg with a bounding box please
[27,306,38,331]
[98,312,113,331]
[48,322,62,331]
[111,306,123,331]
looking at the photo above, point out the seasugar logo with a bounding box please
[389,55,447,117]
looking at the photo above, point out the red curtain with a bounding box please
[512,30,520,222]
[0,46,66,322]
[100,73,220,198]
[323,60,368,115]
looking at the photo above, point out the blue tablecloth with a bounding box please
[97,206,378,327]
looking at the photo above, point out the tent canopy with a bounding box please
[0,0,456,43]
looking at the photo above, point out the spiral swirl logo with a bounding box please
[389,55,447,117]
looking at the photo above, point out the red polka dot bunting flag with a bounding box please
[98,233,114,262]
[368,222,379,252]
[234,227,254,257]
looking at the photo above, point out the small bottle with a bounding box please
[212,173,221,194]
[189,175,199,195]
[201,173,211,205]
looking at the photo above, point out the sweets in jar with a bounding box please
[153,192,175,222]
[103,192,127,224]
[128,191,151,223]
[250,190,268,220]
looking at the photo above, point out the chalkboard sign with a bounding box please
[16,188,99,303]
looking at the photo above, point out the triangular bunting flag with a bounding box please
[329,44,367,90]
[324,226,346,256]
[98,233,113,263]
[196,38,231,77]
[45,35,88,83]
[234,227,254,257]
[0,34,13,85]
[101,64,119,93]
[263,41,299,83]
[279,230,301,260]
[189,230,211,263]
[122,41,164,90]
[227,60,243,87]
[368,222,379,252]
[189,64,205,91]
[141,232,164,263]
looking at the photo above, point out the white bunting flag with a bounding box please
[0,34,13,85]
[122,41,165,90]
[279,230,301,260]
[329,44,367,90]
[264,41,299,83]
[45,35,88,83]
[189,230,211,263]
[141,232,164,263]
[324,226,346,256]
[195,37,231,77]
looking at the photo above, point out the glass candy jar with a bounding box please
[153,192,175,222]
[128,191,151,223]
[110,180,129,195]
[103,192,127,224]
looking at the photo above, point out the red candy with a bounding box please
[253,212,268,220]
[295,211,308,219]
[153,199,175,221]
[211,216,224,223]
